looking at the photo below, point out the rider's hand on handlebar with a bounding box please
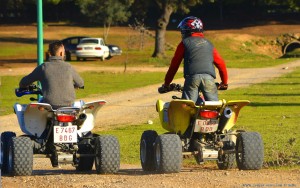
[158,83,183,93]
[158,84,170,93]
[74,86,84,89]
[217,82,228,90]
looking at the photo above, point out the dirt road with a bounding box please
[1,60,300,188]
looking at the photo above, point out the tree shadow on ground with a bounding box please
[0,37,54,44]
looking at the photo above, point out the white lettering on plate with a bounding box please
[194,119,218,133]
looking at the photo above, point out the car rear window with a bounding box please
[81,39,98,44]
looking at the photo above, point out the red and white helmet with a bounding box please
[177,16,203,36]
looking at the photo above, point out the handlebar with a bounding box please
[158,82,228,94]
[16,84,84,97]
[15,84,42,97]
[158,83,183,94]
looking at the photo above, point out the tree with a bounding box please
[76,0,133,42]
[152,0,202,58]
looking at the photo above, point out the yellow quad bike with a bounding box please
[140,83,264,173]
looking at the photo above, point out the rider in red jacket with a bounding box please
[163,16,228,104]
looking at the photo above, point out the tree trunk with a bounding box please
[152,4,173,58]
[103,22,111,43]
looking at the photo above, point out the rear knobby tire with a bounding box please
[155,134,182,173]
[76,143,94,171]
[95,135,120,174]
[1,131,16,174]
[9,137,33,176]
[140,130,158,171]
[236,132,264,170]
[217,153,236,170]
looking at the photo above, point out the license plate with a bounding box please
[53,125,77,143]
[84,47,93,50]
[194,119,218,133]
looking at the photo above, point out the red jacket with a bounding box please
[164,33,228,85]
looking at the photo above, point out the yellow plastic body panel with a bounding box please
[157,99,197,134]
[157,99,250,134]
[221,100,250,133]
[156,99,168,131]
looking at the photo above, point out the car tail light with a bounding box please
[76,47,82,50]
[57,114,76,122]
[199,110,218,119]
[95,47,102,50]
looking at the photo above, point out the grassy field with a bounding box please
[99,67,300,167]
[0,24,298,68]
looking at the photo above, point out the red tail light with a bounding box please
[57,114,76,122]
[76,47,82,50]
[95,47,101,50]
[199,110,218,119]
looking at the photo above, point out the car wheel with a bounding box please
[65,51,71,61]
[76,57,81,61]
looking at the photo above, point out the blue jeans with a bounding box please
[182,74,218,104]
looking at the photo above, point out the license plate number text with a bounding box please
[194,119,218,133]
[54,126,77,143]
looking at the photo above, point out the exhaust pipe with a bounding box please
[77,113,87,125]
[218,107,233,133]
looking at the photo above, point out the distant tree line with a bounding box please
[1,0,299,25]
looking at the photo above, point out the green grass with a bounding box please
[219,68,300,167]
[0,26,298,68]
[97,67,300,167]
[209,37,296,68]
[0,72,183,115]
[0,43,37,57]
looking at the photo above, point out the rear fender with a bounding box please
[14,102,53,137]
[221,100,250,132]
[82,100,106,116]
[78,100,106,135]
[158,99,197,134]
